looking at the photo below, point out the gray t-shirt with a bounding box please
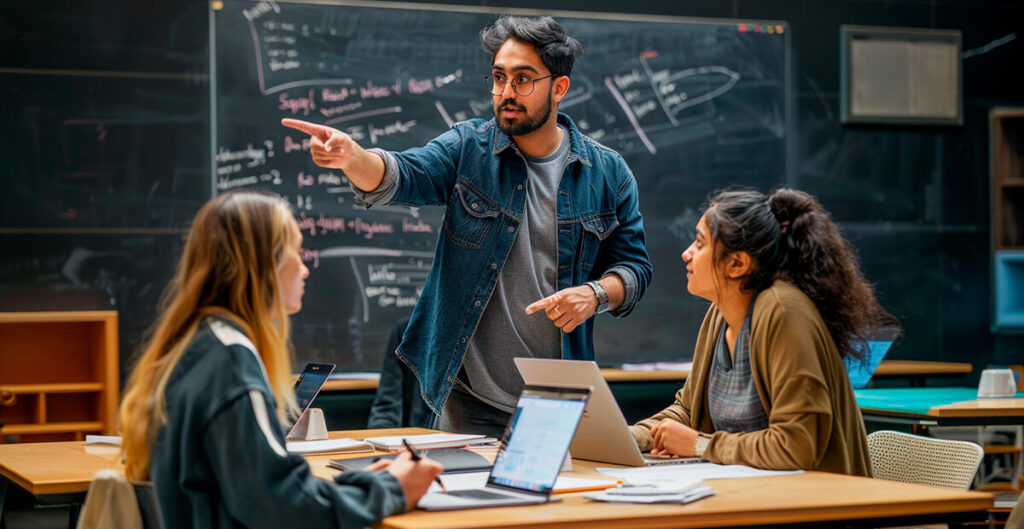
[457,127,570,412]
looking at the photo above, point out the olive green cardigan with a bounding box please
[630,280,871,476]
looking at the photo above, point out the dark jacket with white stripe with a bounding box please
[151,317,405,528]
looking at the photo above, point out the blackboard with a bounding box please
[0,1,210,376]
[213,0,790,370]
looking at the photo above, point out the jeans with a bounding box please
[433,383,511,440]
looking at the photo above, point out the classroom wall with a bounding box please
[2,0,1022,386]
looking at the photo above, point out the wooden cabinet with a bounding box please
[0,311,118,442]
[991,108,1024,330]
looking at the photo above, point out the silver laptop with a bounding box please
[514,358,702,467]
[416,385,590,511]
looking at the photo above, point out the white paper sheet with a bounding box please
[596,462,803,486]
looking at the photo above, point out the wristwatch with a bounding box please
[585,280,609,314]
[694,433,711,457]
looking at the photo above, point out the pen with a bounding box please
[402,438,448,493]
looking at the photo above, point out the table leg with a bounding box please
[0,477,7,529]
[66,502,80,529]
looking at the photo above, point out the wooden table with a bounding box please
[322,360,973,392]
[1,427,995,529]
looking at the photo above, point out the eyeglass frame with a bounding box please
[484,72,557,97]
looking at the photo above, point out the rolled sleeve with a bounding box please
[604,266,637,317]
[351,148,400,207]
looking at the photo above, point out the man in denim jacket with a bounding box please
[284,16,652,437]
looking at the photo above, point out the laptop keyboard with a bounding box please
[445,489,516,500]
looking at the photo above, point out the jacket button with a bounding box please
[598,226,604,232]
[447,376,453,382]
[517,184,523,191]
[461,337,467,343]
[491,263,497,269]
[471,202,478,209]
[507,226,514,233]
[474,300,482,307]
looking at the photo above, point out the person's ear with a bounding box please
[725,251,753,280]
[552,75,570,102]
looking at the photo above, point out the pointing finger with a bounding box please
[281,118,333,141]
[525,296,557,315]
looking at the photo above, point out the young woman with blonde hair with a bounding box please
[631,188,896,476]
[119,190,441,528]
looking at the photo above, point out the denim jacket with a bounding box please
[362,113,652,414]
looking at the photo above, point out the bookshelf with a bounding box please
[0,311,119,442]
[991,108,1024,330]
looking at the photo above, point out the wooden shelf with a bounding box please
[991,109,1024,330]
[0,311,118,442]
[0,422,104,435]
[998,178,1024,189]
[0,383,104,394]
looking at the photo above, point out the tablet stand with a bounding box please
[287,408,329,441]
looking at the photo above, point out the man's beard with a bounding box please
[494,87,553,137]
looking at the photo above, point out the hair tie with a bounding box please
[779,220,790,235]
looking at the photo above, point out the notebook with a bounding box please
[515,358,703,467]
[416,385,590,511]
[360,433,496,451]
[843,328,899,389]
[286,362,334,439]
[329,447,493,474]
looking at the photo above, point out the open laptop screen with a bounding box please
[844,328,899,389]
[487,386,589,494]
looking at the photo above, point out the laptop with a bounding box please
[843,328,899,389]
[416,385,590,511]
[514,358,703,467]
[286,362,335,439]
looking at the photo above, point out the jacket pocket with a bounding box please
[443,182,500,249]
[577,214,619,272]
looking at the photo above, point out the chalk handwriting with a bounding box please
[242,1,279,22]
[278,89,316,115]
[369,119,417,145]
[216,144,267,167]
[349,218,394,239]
[283,135,310,153]
[319,100,363,118]
[300,248,320,269]
[402,218,433,233]
[322,87,353,102]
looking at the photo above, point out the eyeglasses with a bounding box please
[484,73,555,97]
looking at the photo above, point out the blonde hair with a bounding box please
[119,191,300,480]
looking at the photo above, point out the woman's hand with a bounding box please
[384,452,444,510]
[649,418,700,457]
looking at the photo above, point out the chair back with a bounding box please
[867,430,984,490]
[132,481,164,529]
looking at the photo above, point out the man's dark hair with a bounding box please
[480,16,583,77]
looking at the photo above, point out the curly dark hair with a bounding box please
[703,187,898,360]
[480,16,583,77]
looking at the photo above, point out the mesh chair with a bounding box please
[867,430,984,490]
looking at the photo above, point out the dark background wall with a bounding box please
[2,0,1022,385]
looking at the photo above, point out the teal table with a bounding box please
[855,387,1024,427]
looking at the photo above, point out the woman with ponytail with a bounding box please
[118,190,441,528]
[630,188,895,476]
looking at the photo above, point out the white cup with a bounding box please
[978,368,1017,398]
